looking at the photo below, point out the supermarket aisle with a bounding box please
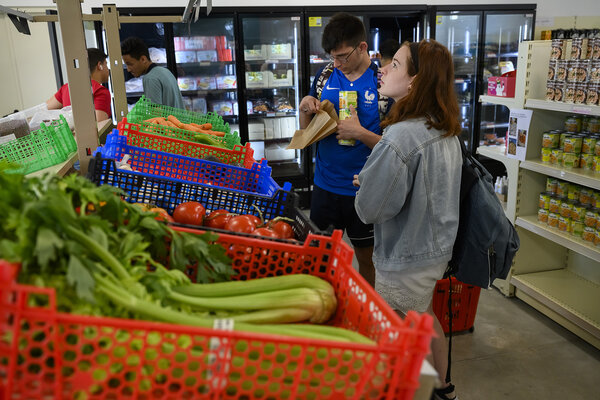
[339,231,599,400]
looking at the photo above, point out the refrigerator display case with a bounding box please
[432,6,535,153]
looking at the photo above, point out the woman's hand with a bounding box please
[353,174,360,187]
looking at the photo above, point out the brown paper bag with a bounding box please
[286,100,338,149]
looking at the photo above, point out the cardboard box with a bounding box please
[487,76,516,97]
[196,77,217,91]
[216,75,237,89]
[264,118,275,140]
[248,122,265,141]
[246,71,267,88]
[196,50,218,62]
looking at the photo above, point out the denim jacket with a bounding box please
[355,117,462,271]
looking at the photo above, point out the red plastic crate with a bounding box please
[117,119,257,169]
[0,231,434,400]
[432,277,481,334]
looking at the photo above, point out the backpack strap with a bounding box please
[315,62,334,101]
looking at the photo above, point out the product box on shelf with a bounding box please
[244,44,267,60]
[196,76,217,91]
[487,76,516,97]
[0,229,434,400]
[267,43,292,59]
[268,70,293,87]
[196,50,218,62]
[175,50,197,63]
[245,71,267,88]
[216,75,237,89]
[248,122,265,141]
[192,97,208,114]
[265,143,296,161]
[211,101,234,116]
[177,77,197,91]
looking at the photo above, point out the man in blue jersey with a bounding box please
[299,13,383,287]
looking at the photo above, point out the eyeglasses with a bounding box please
[327,45,359,64]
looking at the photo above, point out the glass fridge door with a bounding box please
[479,13,533,147]
[241,15,303,180]
[435,12,481,148]
[173,17,238,130]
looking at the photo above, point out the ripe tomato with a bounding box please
[172,201,206,226]
[204,209,232,229]
[225,215,257,234]
[268,220,295,239]
[149,207,174,223]
[243,214,262,228]
[252,227,278,238]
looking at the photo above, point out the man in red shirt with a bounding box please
[46,48,112,121]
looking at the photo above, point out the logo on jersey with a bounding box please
[326,84,340,90]
[364,89,376,105]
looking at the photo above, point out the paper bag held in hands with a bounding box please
[287,100,338,149]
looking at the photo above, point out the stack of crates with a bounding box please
[88,96,318,241]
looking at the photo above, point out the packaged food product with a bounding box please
[538,208,549,224]
[549,195,562,213]
[542,131,560,148]
[582,226,596,242]
[216,75,237,89]
[567,184,581,201]
[562,152,580,168]
[572,202,587,222]
[593,155,600,172]
[177,77,197,91]
[539,192,551,209]
[591,60,600,83]
[594,229,600,246]
[558,216,571,232]
[554,82,565,102]
[582,136,596,154]
[584,208,598,228]
[577,59,590,83]
[572,220,585,237]
[587,83,599,106]
[593,191,600,207]
[564,83,576,103]
[273,96,294,112]
[175,51,197,63]
[564,116,582,133]
[551,37,566,60]
[545,81,556,101]
[574,83,587,104]
[579,188,594,205]
[196,76,217,90]
[541,147,552,163]
[580,153,594,170]
[550,148,563,165]
[548,212,560,228]
[338,91,357,146]
[557,181,569,197]
[593,36,600,59]
[556,60,568,82]
[588,118,600,134]
[566,60,578,83]
[252,99,271,114]
[560,198,574,217]
[571,35,586,60]
[546,177,558,194]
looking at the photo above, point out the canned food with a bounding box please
[579,188,594,205]
[563,136,582,153]
[577,59,591,83]
[548,60,557,81]
[593,37,600,60]
[567,60,578,83]
[539,192,551,209]
[542,131,560,148]
[556,181,569,197]
[556,59,568,81]
[584,208,599,227]
[581,153,594,170]
[571,37,586,60]
[582,136,596,154]
[572,220,584,237]
[562,152,580,168]
[548,212,560,228]
[572,202,587,221]
[574,83,587,104]
[560,199,574,217]
[549,196,562,213]
[545,81,555,101]
[589,117,600,134]
[550,149,563,165]
[558,216,571,232]
[538,208,549,224]
[546,177,559,194]
[582,226,596,242]
[564,83,576,103]
[591,60,600,83]
[587,82,599,106]
[594,229,600,246]
[594,155,600,172]
[593,192,600,208]
[554,83,565,102]
[559,132,571,149]
[564,116,581,133]
[551,39,566,60]
[541,148,552,163]
[567,184,581,201]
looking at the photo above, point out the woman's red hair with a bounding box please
[381,39,461,137]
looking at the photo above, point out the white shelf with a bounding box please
[479,95,517,109]
[525,99,600,116]
[520,160,600,190]
[476,144,508,162]
[516,215,600,263]
[511,269,600,344]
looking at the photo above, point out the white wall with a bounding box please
[3,1,600,19]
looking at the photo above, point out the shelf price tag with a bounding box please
[572,106,592,115]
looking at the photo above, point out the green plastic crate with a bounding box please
[126,96,240,149]
[0,115,76,175]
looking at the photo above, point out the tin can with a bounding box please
[539,192,551,210]
[571,202,587,222]
[589,117,600,134]
[548,59,557,81]
[567,184,581,201]
[593,37,600,60]
[564,83,576,103]
[577,59,590,83]
[546,177,558,194]
[581,153,594,170]
[560,198,574,217]
[548,212,560,228]
[582,226,596,242]
[572,220,584,237]
[556,59,568,81]
[554,82,565,102]
[584,208,599,228]
[567,60,578,83]
[563,136,582,153]
[338,91,357,146]
[574,83,587,104]
[587,82,599,106]
[562,152,580,168]
[579,188,594,205]
[549,195,562,213]
[571,37,586,60]
[593,191,600,207]
[545,81,555,101]
[582,136,596,154]
[538,208,549,224]
[593,155,600,172]
[594,229,600,246]
[564,116,581,133]
[541,148,552,163]
[550,149,563,165]
[591,60,600,83]
[558,216,571,232]
[542,131,560,148]
[559,132,571,149]
[556,181,569,198]
[551,38,566,60]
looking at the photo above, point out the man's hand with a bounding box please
[353,174,360,187]
[299,95,320,129]
[336,106,363,140]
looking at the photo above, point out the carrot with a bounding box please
[165,121,178,128]
[181,123,202,133]
[207,130,225,137]
[190,122,213,131]
[153,118,168,126]
[144,117,159,123]
[167,115,185,129]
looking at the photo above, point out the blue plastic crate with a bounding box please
[95,130,284,197]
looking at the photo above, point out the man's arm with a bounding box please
[336,106,382,149]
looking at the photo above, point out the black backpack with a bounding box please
[445,140,520,288]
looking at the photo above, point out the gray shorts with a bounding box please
[375,263,447,313]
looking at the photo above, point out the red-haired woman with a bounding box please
[354,40,461,400]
